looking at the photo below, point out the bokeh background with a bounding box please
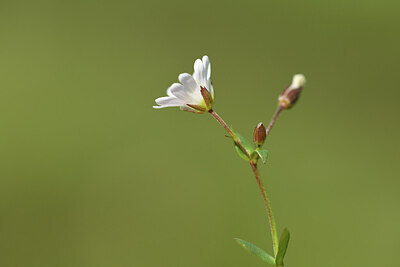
[0,0,399,266]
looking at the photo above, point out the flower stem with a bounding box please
[208,109,250,158]
[250,161,279,257]
[265,106,284,139]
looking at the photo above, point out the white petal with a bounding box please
[166,83,184,98]
[193,58,206,86]
[178,73,205,104]
[154,96,184,108]
[168,82,194,101]
[202,55,211,80]
[178,73,197,93]
[153,105,166,109]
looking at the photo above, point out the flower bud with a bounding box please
[278,74,306,109]
[253,122,266,147]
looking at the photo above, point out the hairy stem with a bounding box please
[250,161,279,257]
[208,109,250,158]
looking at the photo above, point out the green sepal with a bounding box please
[234,238,276,265]
[231,131,256,161]
[275,228,290,266]
[255,149,269,164]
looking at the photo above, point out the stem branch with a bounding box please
[209,109,250,158]
[265,106,284,139]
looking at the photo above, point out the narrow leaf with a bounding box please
[232,131,256,161]
[275,228,290,265]
[234,238,275,265]
[234,144,249,161]
[256,149,269,164]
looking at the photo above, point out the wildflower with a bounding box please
[278,74,306,109]
[153,56,214,113]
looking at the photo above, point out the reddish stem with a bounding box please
[250,161,279,256]
[209,109,250,158]
[265,106,284,139]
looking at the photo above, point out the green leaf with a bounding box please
[256,149,269,164]
[275,228,290,266]
[232,131,256,161]
[234,143,249,161]
[234,238,275,265]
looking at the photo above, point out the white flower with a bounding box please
[153,55,214,113]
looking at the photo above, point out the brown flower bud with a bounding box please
[253,122,266,147]
[279,74,306,109]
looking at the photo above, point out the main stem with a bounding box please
[250,161,279,257]
[208,108,280,257]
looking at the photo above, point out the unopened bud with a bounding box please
[253,122,266,147]
[278,74,306,109]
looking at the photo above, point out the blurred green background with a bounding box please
[0,0,399,266]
